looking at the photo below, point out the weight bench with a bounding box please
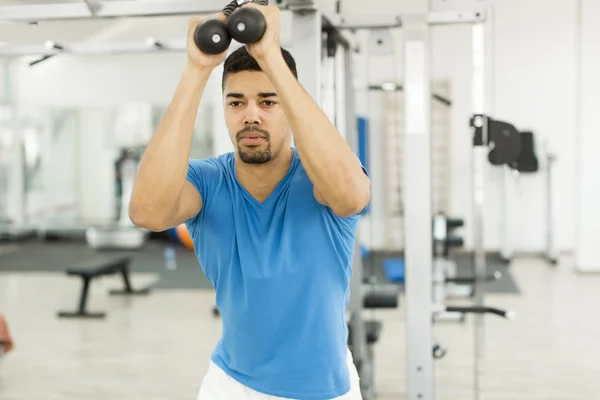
[57,256,150,319]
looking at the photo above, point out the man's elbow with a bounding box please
[331,186,371,218]
[129,204,169,232]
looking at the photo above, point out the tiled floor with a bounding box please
[0,253,599,399]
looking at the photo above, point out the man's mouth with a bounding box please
[240,134,266,145]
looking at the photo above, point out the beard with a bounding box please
[236,125,272,164]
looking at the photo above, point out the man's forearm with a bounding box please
[258,52,370,215]
[130,63,211,228]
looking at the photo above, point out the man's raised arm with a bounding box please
[129,15,228,231]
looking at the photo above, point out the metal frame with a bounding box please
[470,20,487,400]
[0,0,226,22]
[334,10,484,30]
[0,0,335,23]
[402,14,434,399]
[400,6,491,400]
[0,39,187,58]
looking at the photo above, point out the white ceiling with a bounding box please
[0,0,195,47]
[0,0,122,4]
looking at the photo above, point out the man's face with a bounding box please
[223,71,291,164]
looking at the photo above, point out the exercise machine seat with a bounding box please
[514,131,539,173]
[363,284,399,309]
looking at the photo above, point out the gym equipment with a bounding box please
[545,152,557,264]
[86,150,149,250]
[469,115,522,167]
[227,2,267,44]
[194,1,235,55]
[57,256,150,319]
[347,320,381,400]
[85,226,148,250]
[165,224,194,250]
[399,10,514,400]
[382,258,404,282]
[194,0,267,55]
[491,128,550,265]
[432,213,503,324]
[512,131,539,173]
[176,224,194,250]
[0,226,36,243]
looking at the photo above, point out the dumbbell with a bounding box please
[194,0,267,55]
[227,1,267,44]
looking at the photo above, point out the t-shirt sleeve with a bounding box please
[323,156,370,224]
[185,158,220,226]
[186,159,207,199]
[353,156,371,218]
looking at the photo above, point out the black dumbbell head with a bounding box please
[227,7,266,44]
[194,18,232,55]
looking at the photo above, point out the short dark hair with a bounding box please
[221,46,298,90]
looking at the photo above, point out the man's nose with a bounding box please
[243,104,261,125]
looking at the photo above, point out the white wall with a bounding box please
[491,0,577,254]
[575,0,600,271]
[13,52,188,107]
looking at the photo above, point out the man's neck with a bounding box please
[235,147,294,202]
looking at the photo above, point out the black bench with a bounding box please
[57,256,150,319]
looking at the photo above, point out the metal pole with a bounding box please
[291,9,322,107]
[500,166,511,262]
[402,14,434,400]
[546,153,557,264]
[339,32,369,396]
[471,21,487,400]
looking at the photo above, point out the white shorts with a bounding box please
[196,349,363,400]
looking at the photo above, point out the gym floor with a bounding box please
[0,243,599,400]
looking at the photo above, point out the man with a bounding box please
[129,4,370,399]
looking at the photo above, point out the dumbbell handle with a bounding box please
[222,0,240,18]
[194,0,267,55]
[224,0,268,18]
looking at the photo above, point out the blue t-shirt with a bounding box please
[185,147,367,399]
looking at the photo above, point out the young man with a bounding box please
[129,4,370,399]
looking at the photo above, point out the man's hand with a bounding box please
[187,14,229,70]
[242,4,282,63]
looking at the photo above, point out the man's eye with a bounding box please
[229,101,243,107]
[262,101,276,106]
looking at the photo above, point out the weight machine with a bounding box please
[401,2,515,399]
[334,0,518,398]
